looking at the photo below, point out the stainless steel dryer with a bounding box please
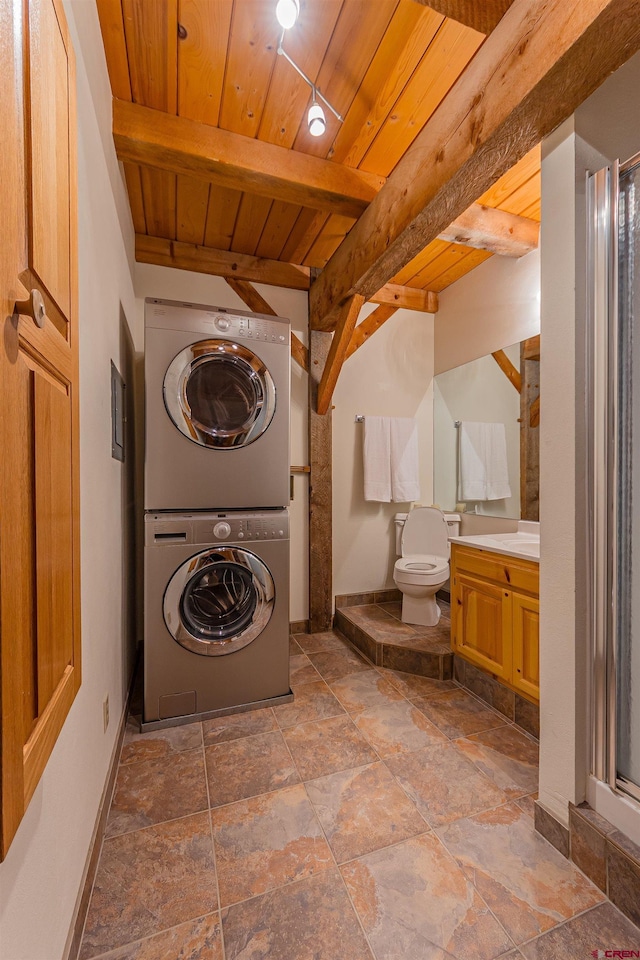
[145,298,291,510]
[143,510,291,726]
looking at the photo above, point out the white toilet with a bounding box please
[393,508,460,627]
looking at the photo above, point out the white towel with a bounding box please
[363,416,391,501]
[459,421,511,501]
[390,417,420,503]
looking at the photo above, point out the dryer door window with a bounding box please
[164,547,275,656]
[163,339,276,448]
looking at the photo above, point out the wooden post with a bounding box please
[309,330,333,632]
[520,343,540,521]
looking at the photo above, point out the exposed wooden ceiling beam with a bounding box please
[317,296,365,415]
[309,0,640,332]
[411,0,515,34]
[135,235,439,318]
[136,235,311,290]
[370,284,438,313]
[116,101,537,265]
[224,277,309,372]
[346,306,399,360]
[114,99,385,220]
[491,350,522,392]
[438,204,538,258]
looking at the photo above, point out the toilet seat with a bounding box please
[394,553,448,586]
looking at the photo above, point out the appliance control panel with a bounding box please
[146,510,290,546]
[209,513,290,542]
[145,298,290,347]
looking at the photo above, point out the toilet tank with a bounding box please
[444,513,461,540]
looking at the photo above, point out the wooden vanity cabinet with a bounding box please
[451,544,539,703]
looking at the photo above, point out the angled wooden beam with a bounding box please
[346,306,398,360]
[114,99,385,219]
[492,349,522,392]
[309,0,640,331]
[438,204,539,258]
[317,296,365,415]
[411,0,514,34]
[136,235,311,290]
[224,277,276,315]
[369,284,438,313]
[225,277,309,372]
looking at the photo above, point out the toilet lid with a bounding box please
[402,507,449,557]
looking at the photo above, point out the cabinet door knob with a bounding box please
[14,288,46,328]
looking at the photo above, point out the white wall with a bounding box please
[0,3,139,958]
[434,344,521,519]
[134,264,309,622]
[332,306,435,596]
[539,50,640,829]
[434,248,540,375]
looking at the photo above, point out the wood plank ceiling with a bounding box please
[96,0,541,299]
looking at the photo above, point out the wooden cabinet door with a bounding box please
[452,573,512,680]
[512,592,540,702]
[0,0,80,859]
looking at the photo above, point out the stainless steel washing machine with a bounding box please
[145,298,290,511]
[143,510,291,727]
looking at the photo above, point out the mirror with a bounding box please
[434,340,539,520]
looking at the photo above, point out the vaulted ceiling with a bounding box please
[96,0,541,310]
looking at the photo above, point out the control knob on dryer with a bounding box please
[213,521,231,540]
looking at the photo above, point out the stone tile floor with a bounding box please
[78,630,640,960]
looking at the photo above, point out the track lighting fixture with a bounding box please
[307,96,326,137]
[275,0,299,30]
[275,3,343,137]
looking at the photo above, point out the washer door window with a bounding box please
[164,339,276,448]
[163,547,275,656]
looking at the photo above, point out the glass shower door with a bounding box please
[616,159,640,800]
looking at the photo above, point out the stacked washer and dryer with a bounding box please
[142,298,293,728]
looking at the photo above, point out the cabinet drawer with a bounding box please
[451,544,539,595]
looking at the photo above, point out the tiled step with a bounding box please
[334,600,453,681]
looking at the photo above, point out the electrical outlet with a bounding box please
[103,694,109,733]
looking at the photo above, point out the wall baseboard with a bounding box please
[62,673,134,960]
[289,619,310,634]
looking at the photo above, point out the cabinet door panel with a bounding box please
[27,0,72,332]
[512,592,539,701]
[453,573,512,680]
[34,373,74,712]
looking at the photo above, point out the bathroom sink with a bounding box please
[449,529,540,561]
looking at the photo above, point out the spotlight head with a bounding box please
[276,0,300,29]
[308,101,326,137]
